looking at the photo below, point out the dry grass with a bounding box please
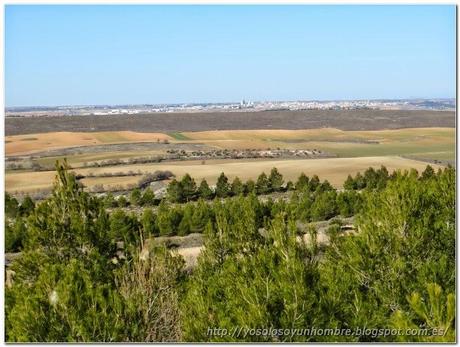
[182,127,454,141]
[5,171,57,192]
[5,156,443,193]
[182,128,345,141]
[80,176,141,190]
[6,131,173,156]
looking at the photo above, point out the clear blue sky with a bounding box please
[5,5,456,107]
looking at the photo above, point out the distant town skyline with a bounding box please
[5,5,456,107]
[5,97,456,110]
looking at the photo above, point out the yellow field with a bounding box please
[5,156,443,193]
[5,170,56,193]
[6,131,173,156]
[182,127,454,141]
[182,128,455,160]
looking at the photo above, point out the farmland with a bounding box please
[5,3,456,341]
[4,122,454,195]
[5,131,172,156]
[5,111,455,345]
[5,156,445,194]
[182,127,455,161]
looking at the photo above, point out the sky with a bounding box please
[5,5,456,107]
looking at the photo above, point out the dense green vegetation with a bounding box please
[5,161,455,342]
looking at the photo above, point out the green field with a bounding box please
[168,132,191,140]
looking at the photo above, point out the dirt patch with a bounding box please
[5,131,174,156]
[174,246,204,270]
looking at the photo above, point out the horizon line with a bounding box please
[5,96,456,109]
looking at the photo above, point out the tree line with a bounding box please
[6,166,365,253]
[4,164,439,254]
[5,161,455,342]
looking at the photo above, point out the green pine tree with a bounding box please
[230,177,245,196]
[268,167,284,192]
[215,173,230,198]
[256,172,271,195]
[198,179,214,200]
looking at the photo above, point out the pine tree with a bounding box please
[343,174,356,190]
[5,193,19,218]
[376,165,390,190]
[109,209,141,246]
[191,199,211,232]
[198,179,214,200]
[141,208,157,236]
[5,161,187,342]
[5,161,123,341]
[130,188,142,206]
[354,172,366,189]
[336,191,361,217]
[296,173,309,191]
[285,180,294,191]
[156,201,175,236]
[320,167,455,341]
[103,192,117,208]
[230,177,244,196]
[167,179,184,203]
[268,167,284,192]
[245,179,256,194]
[421,165,435,181]
[5,218,26,252]
[309,175,320,192]
[19,196,35,216]
[316,179,333,193]
[182,214,319,342]
[178,205,193,236]
[364,167,378,189]
[181,174,197,202]
[256,172,271,195]
[391,283,455,342]
[310,191,338,221]
[140,188,155,206]
[215,173,230,198]
[117,195,129,207]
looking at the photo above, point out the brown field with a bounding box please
[6,131,173,156]
[5,156,443,193]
